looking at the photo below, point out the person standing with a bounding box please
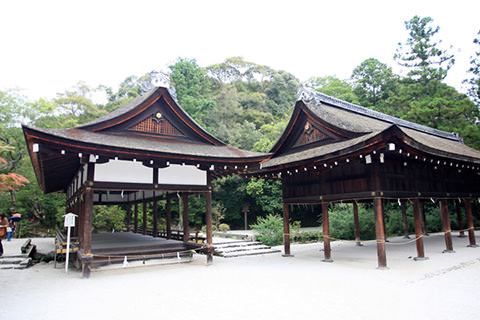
[0,212,8,256]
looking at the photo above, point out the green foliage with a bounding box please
[465,30,480,107]
[328,203,376,240]
[351,58,399,108]
[250,214,284,246]
[92,206,126,232]
[246,178,282,215]
[394,15,454,83]
[218,223,230,232]
[308,76,360,104]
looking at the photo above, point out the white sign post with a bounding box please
[63,213,77,273]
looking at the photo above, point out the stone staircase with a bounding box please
[213,240,281,258]
[0,239,35,269]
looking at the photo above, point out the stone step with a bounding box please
[222,248,281,258]
[215,244,272,254]
[214,241,264,249]
[213,239,281,258]
[0,257,32,268]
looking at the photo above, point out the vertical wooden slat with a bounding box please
[374,197,387,269]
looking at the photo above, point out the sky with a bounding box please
[1,0,479,101]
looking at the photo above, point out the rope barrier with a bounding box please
[89,244,211,260]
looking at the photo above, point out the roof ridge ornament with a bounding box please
[297,83,322,106]
[298,85,461,142]
[150,70,178,102]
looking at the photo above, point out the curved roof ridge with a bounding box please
[299,89,461,142]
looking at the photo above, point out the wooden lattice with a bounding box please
[130,115,183,136]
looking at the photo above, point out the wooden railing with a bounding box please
[134,227,206,244]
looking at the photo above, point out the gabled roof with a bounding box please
[262,91,480,170]
[23,87,269,193]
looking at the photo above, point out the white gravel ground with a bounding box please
[1,232,479,320]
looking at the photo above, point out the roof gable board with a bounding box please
[270,101,362,155]
[79,87,224,146]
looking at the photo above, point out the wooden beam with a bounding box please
[142,192,147,235]
[282,203,293,257]
[401,200,410,239]
[205,180,213,264]
[134,203,138,233]
[455,200,465,237]
[126,203,132,232]
[182,193,189,242]
[81,162,95,278]
[322,202,332,262]
[440,200,455,253]
[374,197,387,269]
[464,198,478,247]
[166,195,172,240]
[412,199,427,260]
[153,192,158,237]
[353,201,362,246]
[420,200,428,235]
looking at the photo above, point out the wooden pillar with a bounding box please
[82,162,95,278]
[353,201,362,246]
[134,203,138,233]
[142,192,147,235]
[412,199,427,260]
[440,200,454,253]
[455,200,465,237]
[374,197,387,269]
[401,200,410,239]
[126,203,132,232]
[464,198,478,247]
[282,203,293,257]
[166,195,172,239]
[420,200,428,235]
[322,202,332,262]
[205,186,213,264]
[152,192,158,237]
[182,193,189,242]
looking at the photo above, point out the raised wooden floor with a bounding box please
[80,232,205,269]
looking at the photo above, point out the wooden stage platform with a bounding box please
[78,232,205,270]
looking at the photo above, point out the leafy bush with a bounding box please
[328,203,376,240]
[250,214,303,246]
[251,214,284,246]
[218,223,230,232]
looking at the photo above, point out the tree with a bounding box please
[308,76,360,104]
[394,15,454,84]
[169,58,216,121]
[465,30,480,108]
[351,58,399,109]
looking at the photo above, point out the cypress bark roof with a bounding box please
[262,90,480,169]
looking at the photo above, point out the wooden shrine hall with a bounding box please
[23,86,267,276]
[254,88,480,268]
